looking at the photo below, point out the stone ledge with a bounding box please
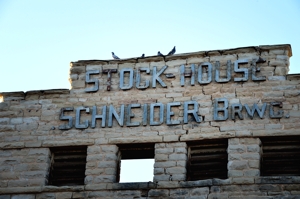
[287,73,300,80]
[108,136,163,144]
[0,186,42,194]
[252,129,300,137]
[1,178,300,194]
[180,132,235,141]
[42,186,84,192]
[71,44,292,65]
[0,142,25,149]
[0,89,70,101]
[111,182,156,190]
[26,89,70,95]
[42,139,95,147]
[180,179,212,188]
[255,176,300,184]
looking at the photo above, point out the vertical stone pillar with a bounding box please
[154,142,187,182]
[85,144,118,186]
[227,138,261,184]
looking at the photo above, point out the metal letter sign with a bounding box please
[59,107,74,130]
[150,103,164,125]
[244,103,267,119]
[269,102,283,118]
[231,103,244,120]
[251,58,266,81]
[213,98,228,121]
[234,59,249,82]
[198,62,212,84]
[183,101,201,123]
[91,106,106,128]
[75,107,90,129]
[167,102,181,125]
[85,70,100,92]
[215,61,231,83]
[120,68,134,90]
[136,68,150,89]
[152,66,168,88]
[180,64,195,86]
[108,105,124,127]
[126,104,141,126]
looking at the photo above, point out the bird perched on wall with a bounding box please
[167,46,176,56]
[140,54,145,58]
[111,52,120,59]
[157,51,164,56]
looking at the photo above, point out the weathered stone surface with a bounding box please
[232,177,254,184]
[56,192,72,199]
[180,180,212,188]
[11,195,35,199]
[228,161,248,170]
[148,189,169,197]
[0,44,298,197]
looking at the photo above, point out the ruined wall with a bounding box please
[1,44,300,199]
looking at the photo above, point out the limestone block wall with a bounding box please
[227,138,261,183]
[154,142,187,182]
[0,148,50,187]
[0,44,300,198]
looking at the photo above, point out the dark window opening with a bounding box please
[261,136,300,176]
[187,139,228,181]
[48,146,87,186]
[117,143,154,183]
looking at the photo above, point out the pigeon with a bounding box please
[112,52,120,59]
[167,46,176,56]
[141,54,145,58]
[157,51,164,56]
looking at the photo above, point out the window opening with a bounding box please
[48,146,87,186]
[117,143,154,183]
[261,136,300,176]
[187,139,228,181]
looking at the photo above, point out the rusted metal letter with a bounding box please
[103,69,117,91]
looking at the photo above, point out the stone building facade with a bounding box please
[1,44,300,199]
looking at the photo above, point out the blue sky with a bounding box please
[0,1,299,92]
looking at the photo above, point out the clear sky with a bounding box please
[0,0,300,92]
